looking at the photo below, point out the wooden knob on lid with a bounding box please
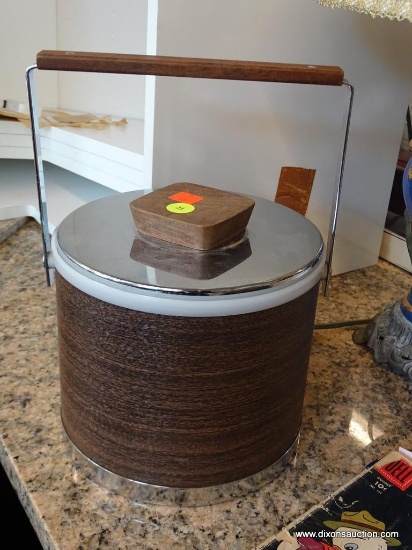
[129,182,255,250]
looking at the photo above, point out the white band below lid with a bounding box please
[52,231,324,317]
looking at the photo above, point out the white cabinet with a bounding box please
[152,0,412,276]
[0,0,154,230]
[0,118,145,231]
[0,159,118,232]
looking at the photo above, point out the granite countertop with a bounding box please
[1,218,412,550]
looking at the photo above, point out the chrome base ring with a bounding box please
[68,431,300,507]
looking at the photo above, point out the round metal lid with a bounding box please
[56,190,324,296]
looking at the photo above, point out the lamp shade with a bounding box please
[314,0,412,21]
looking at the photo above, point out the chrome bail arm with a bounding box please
[322,79,354,296]
[26,64,54,286]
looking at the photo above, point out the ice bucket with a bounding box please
[25,50,352,504]
[51,190,323,502]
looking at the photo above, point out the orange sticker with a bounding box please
[168,191,204,205]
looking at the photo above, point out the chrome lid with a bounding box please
[56,191,324,297]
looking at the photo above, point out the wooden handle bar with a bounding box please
[36,50,344,86]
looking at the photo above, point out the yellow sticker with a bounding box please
[166,202,195,214]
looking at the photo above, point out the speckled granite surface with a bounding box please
[1,219,411,550]
[0,216,29,244]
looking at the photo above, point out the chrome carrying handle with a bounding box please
[26,50,354,293]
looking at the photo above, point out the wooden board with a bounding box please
[129,182,255,250]
[275,167,316,216]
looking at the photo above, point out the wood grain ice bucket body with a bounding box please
[52,191,324,498]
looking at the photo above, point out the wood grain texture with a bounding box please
[129,182,255,250]
[56,272,319,488]
[36,50,344,86]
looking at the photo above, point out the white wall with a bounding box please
[152,0,412,275]
[0,0,58,107]
[0,1,148,119]
[56,0,148,119]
